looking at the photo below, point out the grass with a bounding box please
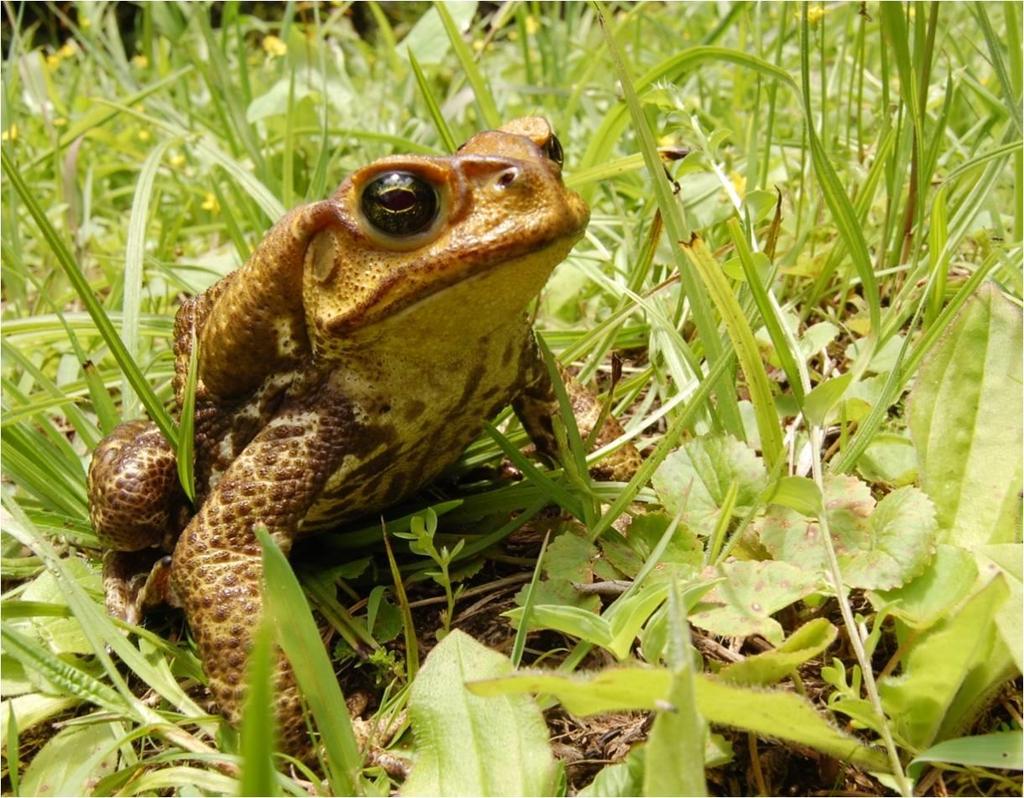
[2,2,1022,796]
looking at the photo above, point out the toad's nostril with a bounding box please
[495,167,519,188]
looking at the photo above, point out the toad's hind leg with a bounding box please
[88,420,188,623]
[170,393,353,757]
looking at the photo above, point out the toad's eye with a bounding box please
[543,134,564,167]
[360,171,439,237]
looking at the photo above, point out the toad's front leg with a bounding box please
[170,387,355,757]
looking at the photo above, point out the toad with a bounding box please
[88,118,639,755]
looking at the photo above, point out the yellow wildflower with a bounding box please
[46,53,61,69]
[202,193,219,212]
[807,6,826,24]
[79,15,91,29]
[524,15,539,35]
[132,54,149,69]
[262,35,287,57]
[730,171,747,199]
[53,117,67,127]
[58,40,78,59]
[2,124,18,142]
[472,39,484,52]
[138,129,152,142]
[170,153,186,168]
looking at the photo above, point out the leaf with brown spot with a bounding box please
[758,474,939,590]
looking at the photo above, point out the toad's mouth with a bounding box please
[325,223,587,338]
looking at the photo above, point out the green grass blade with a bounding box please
[484,422,586,522]
[597,5,744,440]
[834,253,1004,473]
[590,353,735,540]
[258,527,362,793]
[799,9,880,345]
[511,531,550,669]
[728,219,804,402]
[408,50,458,153]
[1,624,126,715]
[680,236,785,469]
[973,2,1023,136]
[239,619,279,796]
[6,703,20,796]
[26,67,193,170]
[435,2,500,129]
[1,147,179,448]
[176,329,198,503]
[2,496,213,733]
[122,139,173,420]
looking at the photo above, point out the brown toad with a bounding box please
[88,118,639,755]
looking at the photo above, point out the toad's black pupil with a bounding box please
[545,135,564,167]
[361,171,438,236]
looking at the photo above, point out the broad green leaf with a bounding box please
[908,731,1024,780]
[643,580,707,797]
[758,476,939,591]
[803,372,854,426]
[19,721,122,797]
[505,604,613,650]
[937,632,1017,746]
[688,560,822,645]
[471,666,671,717]
[879,577,1010,750]
[718,619,837,686]
[909,284,1023,546]
[1,694,81,742]
[578,747,646,797]
[975,545,1023,672]
[577,737,733,797]
[605,579,705,661]
[17,557,100,655]
[768,476,822,516]
[400,2,478,65]
[856,433,919,487]
[513,528,600,612]
[695,675,889,772]
[403,630,556,797]
[1,625,124,716]
[799,321,841,360]
[599,513,703,580]
[652,435,768,538]
[246,76,316,123]
[871,545,979,629]
[471,669,889,773]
